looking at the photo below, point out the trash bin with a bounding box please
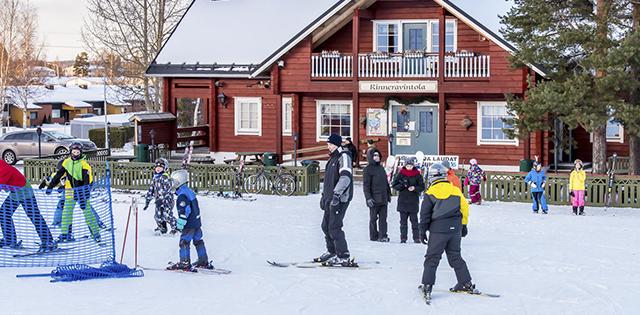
[135,144,150,162]
[263,152,277,166]
[519,159,534,172]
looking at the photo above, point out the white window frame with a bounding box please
[282,97,293,136]
[316,100,353,142]
[373,19,457,53]
[606,118,624,143]
[476,101,519,146]
[234,97,262,136]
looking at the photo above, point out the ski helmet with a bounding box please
[533,161,542,170]
[441,159,451,170]
[170,169,189,189]
[427,163,448,185]
[69,142,83,160]
[155,158,169,171]
[470,158,478,165]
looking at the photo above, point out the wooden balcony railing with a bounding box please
[310,52,490,79]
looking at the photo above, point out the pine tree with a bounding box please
[501,0,628,174]
[73,52,89,77]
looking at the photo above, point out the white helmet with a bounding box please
[170,169,189,189]
[427,163,448,185]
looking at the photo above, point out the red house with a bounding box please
[146,0,628,169]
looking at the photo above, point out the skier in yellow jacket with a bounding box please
[418,163,477,302]
[569,159,587,215]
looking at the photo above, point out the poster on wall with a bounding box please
[366,108,387,136]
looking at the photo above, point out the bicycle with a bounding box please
[243,164,297,196]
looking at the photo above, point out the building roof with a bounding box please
[147,0,546,78]
[129,112,176,123]
[63,100,93,108]
[5,84,144,109]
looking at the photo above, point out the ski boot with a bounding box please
[378,236,390,242]
[154,226,168,235]
[0,239,23,249]
[312,252,336,263]
[167,260,193,271]
[38,240,58,253]
[193,260,215,270]
[169,229,178,235]
[323,256,358,267]
[418,284,432,304]
[579,206,585,216]
[57,233,75,243]
[450,281,478,294]
[533,210,539,214]
[572,207,578,215]
[542,210,548,214]
[400,237,407,244]
[413,238,421,244]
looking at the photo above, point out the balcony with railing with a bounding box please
[311,51,490,80]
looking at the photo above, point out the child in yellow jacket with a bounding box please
[569,159,586,215]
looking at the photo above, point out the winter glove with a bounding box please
[45,188,53,195]
[419,229,428,245]
[584,189,588,197]
[143,200,150,211]
[541,182,546,188]
[530,182,537,189]
[366,199,375,208]
[330,194,341,207]
[176,217,187,231]
[461,225,468,238]
[569,191,575,197]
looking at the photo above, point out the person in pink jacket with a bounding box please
[464,159,486,205]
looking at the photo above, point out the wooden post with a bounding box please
[165,78,177,150]
[352,9,361,150]
[438,8,446,154]
[273,65,283,163]
[210,79,218,152]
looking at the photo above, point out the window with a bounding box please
[376,23,399,53]
[316,100,352,141]
[51,109,61,119]
[176,98,208,128]
[477,102,518,146]
[30,112,37,120]
[282,97,292,136]
[403,23,427,51]
[430,20,456,52]
[374,19,457,53]
[606,118,624,143]
[234,97,262,136]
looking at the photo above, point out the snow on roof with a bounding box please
[64,100,93,108]
[151,0,345,70]
[72,111,146,124]
[5,85,144,108]
[11,103,42,110]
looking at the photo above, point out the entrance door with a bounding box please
[391,104,438,155]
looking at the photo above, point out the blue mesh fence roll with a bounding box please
[0,175,115,267]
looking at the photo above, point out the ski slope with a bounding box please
[1,183,638,315]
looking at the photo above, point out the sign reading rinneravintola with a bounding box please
[359,81,438,93]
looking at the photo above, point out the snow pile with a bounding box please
[1,183,638,314]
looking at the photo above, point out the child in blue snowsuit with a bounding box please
[524,162,548,214]
[167,169,213,270]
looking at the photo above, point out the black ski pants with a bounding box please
[400,211,419,241]
[422,231,472,286]
[321,202,350,258]
[368,205,387,240]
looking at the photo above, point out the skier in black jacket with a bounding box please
[315,134,354,266]
[392,157,425,243]
[362,148,391,242]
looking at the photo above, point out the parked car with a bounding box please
[0,130,97,164]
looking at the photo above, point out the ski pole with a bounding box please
[119,197,134,264]
[134,198,139,268]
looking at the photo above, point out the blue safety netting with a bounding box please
[0,173,115,267]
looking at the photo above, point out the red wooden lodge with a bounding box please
[146,0,629,169]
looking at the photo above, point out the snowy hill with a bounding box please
[1,183,638,314]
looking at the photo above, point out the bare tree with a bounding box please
[83,0,190,112]
[0,0,46,129]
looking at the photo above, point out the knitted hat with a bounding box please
[327,134,342,147]
[470,158,478,165]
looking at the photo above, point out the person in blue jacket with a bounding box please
[166,169,213,271]
[524,161,548,214]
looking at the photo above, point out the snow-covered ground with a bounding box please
[1,183,639,315]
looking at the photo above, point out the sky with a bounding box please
[31,0,514,62]
[32,0,88,61]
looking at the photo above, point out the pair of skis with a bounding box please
[417,284,500,305]
[267,259,382,269]
[605,153,618,210]
[141,262,231,275]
